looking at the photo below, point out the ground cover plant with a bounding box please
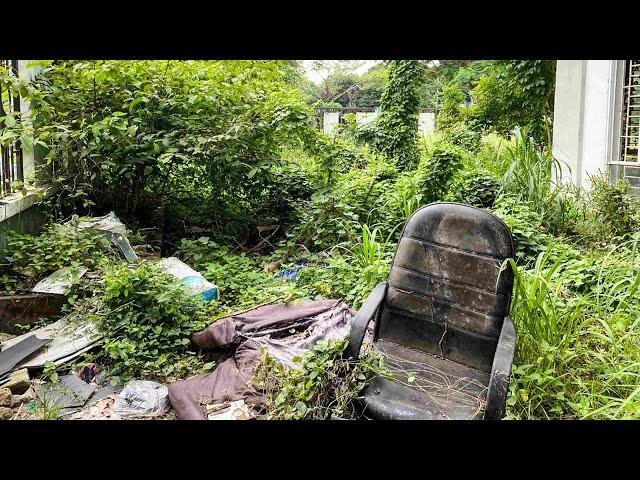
[2,59,640,420]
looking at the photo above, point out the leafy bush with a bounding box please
[90,262,210,382]
[416,140,465,203]
[14,60,316,238]
[288,151,398,250]
[590,176,639,239]
[446,167,500,208]
[435,61,556,146]
[252,338,387,419]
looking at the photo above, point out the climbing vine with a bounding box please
[372,60,425,169]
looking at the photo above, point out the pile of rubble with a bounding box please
[0,212,218,420]
[1,212,361,421]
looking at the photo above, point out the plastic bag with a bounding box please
[112,380,169,418]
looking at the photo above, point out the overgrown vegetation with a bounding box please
[253,339,387,419]
[3,59,640,420]
[0,223,114,291]
[87,262,212,384]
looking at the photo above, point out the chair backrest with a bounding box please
[375,202,515,373]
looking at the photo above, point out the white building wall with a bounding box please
[322,112,340,135]
[355,111,377,126]
[552,60,624,189]
[418,111,435,135]
[323,110,436,136]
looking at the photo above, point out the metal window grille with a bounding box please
[0,59,24,198]
[613,60,640,196]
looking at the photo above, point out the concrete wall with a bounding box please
[418,111,436,135]
[355,111,377,127]
[322,112,341,135]
[322,110,436,136]
[0,203,46,253]
[552,60,624,189]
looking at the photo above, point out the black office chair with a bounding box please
[346,202,516,420]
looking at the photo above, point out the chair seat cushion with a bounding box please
[361,340,490,420]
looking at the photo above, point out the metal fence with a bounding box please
[0,59,24,198]
[611,59,640,196]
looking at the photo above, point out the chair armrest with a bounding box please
[484,316,516,420]
[345,282,387,359]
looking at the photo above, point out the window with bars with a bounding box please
[0,59,24,198]
[616,60,640,195]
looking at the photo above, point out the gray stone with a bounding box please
[11,386,36,407]
[0,387,11,406]
[3,368,30,394]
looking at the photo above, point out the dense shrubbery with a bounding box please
[436,61,556,147]
[13,60,324,241]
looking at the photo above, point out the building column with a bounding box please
[17,60,40,183]
[552,60,623,189]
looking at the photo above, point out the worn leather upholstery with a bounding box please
[356,202,515,420]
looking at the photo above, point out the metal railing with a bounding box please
[0,59,24,198]
[614,60,640,196]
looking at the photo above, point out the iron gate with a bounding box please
[0,59,24,198]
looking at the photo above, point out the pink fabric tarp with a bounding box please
[168,299,355,420]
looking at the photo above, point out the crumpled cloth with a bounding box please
[168,299,355,420]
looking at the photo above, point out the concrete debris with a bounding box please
[0,387,11,406]
[1,368,30,394]
[32,266,88,295]
[0,406,12,419]
[11,386,36,408]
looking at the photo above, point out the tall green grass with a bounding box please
[506,237,640,419]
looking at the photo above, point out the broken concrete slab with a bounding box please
[32,266,88,295]
[0,368,30,394]
[0,335,52,377]
[0,387,11,406]
[0,317,102,369]
[11,386,36,407]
